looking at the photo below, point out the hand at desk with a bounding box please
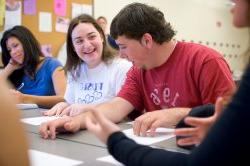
[86,110,120,144]
[39,116,81,139]
[43,103,95,117]
[66,104,95,117]
[43,102,69,116]
[133,108,190,137]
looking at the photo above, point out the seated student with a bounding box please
[0,25,66,108]
[84,0,250,165]
[96,16,119,50]
[43,14,131,116]
[0,77,29,166]
[39,3,235,139]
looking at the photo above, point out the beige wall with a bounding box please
[94,0,249,76]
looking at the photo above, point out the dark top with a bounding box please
[175,104,215,150]
[107,65,250,166]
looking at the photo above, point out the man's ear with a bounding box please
[141,38,147,46]
[141,33,152,48]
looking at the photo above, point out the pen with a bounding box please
[17,83,24,91]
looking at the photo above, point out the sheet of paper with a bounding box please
[81,4,92,15]
[39,12,52,32]
[55,16,70,33]
[21,116,60,126]
[71,3,92,18]
[122,128,175,145]
[72,3,82,18]
[97,155,123,166]
[125,121,133,125]
[17,103,39,110]
[23,0,36,15]
[4,1,22,30]
[54,0,66,16]
[29,149,83,166]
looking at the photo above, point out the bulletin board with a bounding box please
[0,0,93,67]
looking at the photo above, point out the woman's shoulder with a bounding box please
[105,58,132,77]
[43,57,63,67]
[44,57,62,64]
[109,57,132,69]
[38,57,63,74]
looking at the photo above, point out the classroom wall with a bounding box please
[23,0,93,56]
[93,0,249,76]
[0,0,93,68]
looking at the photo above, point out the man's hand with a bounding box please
[133,108,190,137]
[86,110,120,144]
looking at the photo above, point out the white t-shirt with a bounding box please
[64,58,132,104]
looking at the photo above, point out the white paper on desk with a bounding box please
[17,103,38,110]
[125,121,133,125]
[29,149,83,166]
[123,128,175,145]
[21,116,60,126]
[97,155,123,166]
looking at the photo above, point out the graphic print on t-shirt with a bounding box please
[150,83,180,108]
[77,82,103,104]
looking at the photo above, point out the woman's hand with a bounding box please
[86,109,120,144]
[175,97,227,146]
[7,58,23,70]
[43,102,69,116]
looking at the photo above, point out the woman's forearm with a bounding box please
[22,94,65,108]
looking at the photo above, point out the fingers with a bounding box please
[177,136,200,146]
[140,117,154,136]
[148,120,162,137]
[184,117,210,127]
[133,116,144,136]
[64,119,81,133]
[42,111,49,116]
[68,105,85,117]
[43,103,68,116]
[39,122,50,139]
[134,114,155,136]
[86,110,120,144]
[43,109,56,116]
[174,127,198,137]
[175,128,200,146]
[60,107,71,116]
[39,117,72,139]
[214,97,226,117]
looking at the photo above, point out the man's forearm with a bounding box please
[163,107,191,126]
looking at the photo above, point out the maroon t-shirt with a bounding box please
[118,41,235,112]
